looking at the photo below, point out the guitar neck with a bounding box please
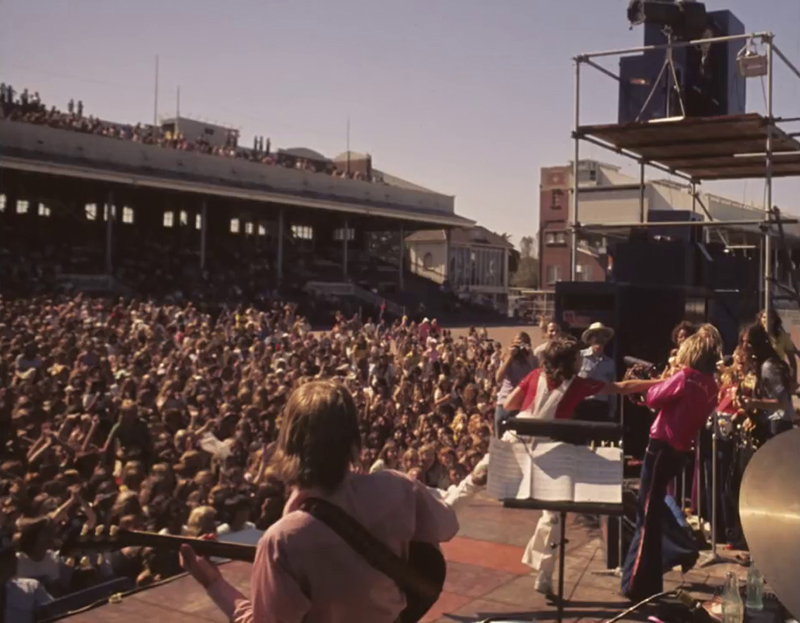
[130,531,258,562]
[65,529,258,563]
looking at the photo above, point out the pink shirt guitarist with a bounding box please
[180,381,458,623]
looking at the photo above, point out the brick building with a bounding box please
[538,162,607,288]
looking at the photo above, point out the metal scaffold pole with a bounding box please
[765,36,775,326]
[571,57,581,281]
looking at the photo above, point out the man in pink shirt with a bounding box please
[180,380,459,623]
[621,329,720,602]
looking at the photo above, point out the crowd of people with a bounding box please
[0,84,374,182]
[0,295,503,618]
[2,276,798,619]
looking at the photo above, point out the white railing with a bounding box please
[304,281,405,316]
[55,273,134,296]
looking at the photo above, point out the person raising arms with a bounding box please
[180,380,459,623]
[503,336,655,424]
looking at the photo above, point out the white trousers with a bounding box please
[522,510,559,576]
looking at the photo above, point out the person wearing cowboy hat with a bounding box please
[577,322,617,421]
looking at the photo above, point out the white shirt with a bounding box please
[217,522,257,535]
[4,578,53,623]
[16,550,66,584]
[429,454,490,516]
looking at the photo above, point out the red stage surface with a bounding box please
[65,493,746,623]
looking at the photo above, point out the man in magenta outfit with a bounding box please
[621,330,721,601]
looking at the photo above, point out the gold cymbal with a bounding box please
[740,427,800,619]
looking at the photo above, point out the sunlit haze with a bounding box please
[3,0,800,245]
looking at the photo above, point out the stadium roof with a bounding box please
[406,226,513,249]
[333,151,369,162]
[373,169,442,195]
[279,147,331,162]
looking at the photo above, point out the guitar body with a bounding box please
[63,526,446,623]
[400,542,446,623]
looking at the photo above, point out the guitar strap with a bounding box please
[298,497,439,602]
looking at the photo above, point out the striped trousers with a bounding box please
[621,439,685,601]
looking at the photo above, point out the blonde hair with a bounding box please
[697,324,723,352]
[186,506,216,536]
[675,330,721,375]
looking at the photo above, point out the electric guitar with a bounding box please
[61,524,445,623]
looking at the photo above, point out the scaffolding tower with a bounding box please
[571,31,800,324]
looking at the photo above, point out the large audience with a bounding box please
[0,294,498,609]
[0,84,375,182]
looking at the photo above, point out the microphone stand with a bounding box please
[699,415,736,567]
[592,397,625,579]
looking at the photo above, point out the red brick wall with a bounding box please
[539,166,571,288]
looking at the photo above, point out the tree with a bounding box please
[519,236,535,260]
[511,257,539,289]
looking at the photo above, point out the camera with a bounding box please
[513,343,530,358]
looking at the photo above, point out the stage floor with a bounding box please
[66,492,747,623]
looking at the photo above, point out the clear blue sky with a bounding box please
[2,0,800,246]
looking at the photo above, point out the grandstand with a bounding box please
[0,88,490,322]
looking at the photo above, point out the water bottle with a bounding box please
[722,572,744,623]
[746,566,765,611]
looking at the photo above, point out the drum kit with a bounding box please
[619,357,799,620]
[739,427,800,620]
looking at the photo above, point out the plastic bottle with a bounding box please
[722,572,744,623]
[746,566,765,611]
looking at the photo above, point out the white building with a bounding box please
[539,159,796,288]
[406,226,513,310]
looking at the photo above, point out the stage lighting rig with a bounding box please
[627,0,708,40]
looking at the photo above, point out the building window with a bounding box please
[422,252,434,270]
[576,264,594,281]
[245,222,254,235]
[551,189,564,209]
[292,225,313,240]
[546,264,562,285]
[122,207,135,224]
[195,214,203,230]
[333,227,355,241]
[230,218,240,234]
[38,203,51,217]
[16,200,29,215]
[545,232,567,246]
[258,224,267,236]
[180,210,189,226]
[85,203,97,221]
[163,211,175,228]
[103,204,116,221]
[0,194,5,212]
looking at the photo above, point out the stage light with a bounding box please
[737,41,768,78]
[627,0,708,40]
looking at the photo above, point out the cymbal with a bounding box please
[740,427,800,619]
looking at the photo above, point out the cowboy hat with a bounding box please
[581,322,614,344]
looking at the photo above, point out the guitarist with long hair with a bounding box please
[739,322,796,438]
[180,380,458,623]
